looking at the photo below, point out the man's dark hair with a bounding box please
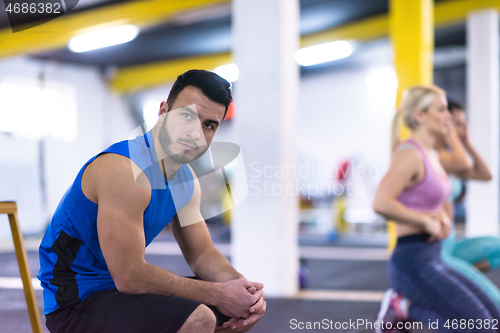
[166,69,233,119]
[447,99,464,113]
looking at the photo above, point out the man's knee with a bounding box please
[178,304,217,333]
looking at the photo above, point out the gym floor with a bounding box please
[2,229,500,333]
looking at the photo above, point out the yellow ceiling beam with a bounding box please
[301,14,388,48]
[110,52,231,93]
[114,0,500,93]
[1,0,497,93]
[0,0,229,58]
[1,0,498,60]
[301,0,500,47]
[435,0,500,27]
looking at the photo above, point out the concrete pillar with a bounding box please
[465,10,499,237]
[231,0,300,296]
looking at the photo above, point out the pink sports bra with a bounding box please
[397,139,451,212]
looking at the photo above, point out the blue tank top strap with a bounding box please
[101,132,155,174]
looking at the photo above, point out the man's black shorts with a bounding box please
[45,288,230,333]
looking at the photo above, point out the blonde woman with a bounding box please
[373,86,500,332]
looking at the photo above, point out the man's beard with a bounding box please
[158,117,208,164]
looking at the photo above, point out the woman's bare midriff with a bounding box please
[395,222,427,238]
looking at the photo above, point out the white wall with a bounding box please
[298,66,394,189]
[0,57,136,240]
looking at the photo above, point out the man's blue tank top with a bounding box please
[37,131,195,315]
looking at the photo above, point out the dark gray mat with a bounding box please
[0,289,49,333]
[305,259,390,291]
[3,249,500,332]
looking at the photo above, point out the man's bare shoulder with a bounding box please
[82,153,151,209]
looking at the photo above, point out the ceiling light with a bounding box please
[295,40,353,66]
[68,25,139,53]
[214,63,239,83]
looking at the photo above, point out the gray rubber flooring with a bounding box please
[3,248,500,332]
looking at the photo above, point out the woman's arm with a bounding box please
[459,136,492,180]
[437,121,470,174]
[372,148,438,234]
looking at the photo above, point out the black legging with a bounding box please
[389,234,500,333]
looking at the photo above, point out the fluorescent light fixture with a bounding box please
[295,40,353,66]
[214,63,239,82]
[143,100,161,130]
[68,25,139,53]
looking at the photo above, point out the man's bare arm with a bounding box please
[171,166,266,326]
[171,168,244,283]
[92,154,260,318]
